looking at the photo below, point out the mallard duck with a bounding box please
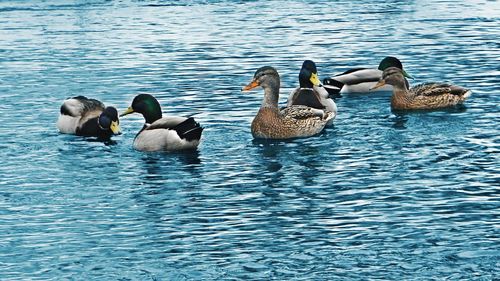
[242,66,335,139]
[371,67,472,110]
[120,94,203,151]
[56,96,120,139]
[287,60,337,125]
[323,56,412,95]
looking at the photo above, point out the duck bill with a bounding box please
[242,80,259,91]
[370,80,386,91]
[110,121,121,135]
[402,69,413,79]
[309,73,321,86]
[120,107,134,117]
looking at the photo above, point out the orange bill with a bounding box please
[242,80,259,91]
[370,80,386,91]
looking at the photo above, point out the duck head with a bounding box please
[241,66,280,91]
[299,60,321,88]
[378,56,413,79]
[121,94,162,124]
[242,66,282,108]
[98,107,121,134]
[371,67,408,90]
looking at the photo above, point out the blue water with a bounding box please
[1,0,499,280]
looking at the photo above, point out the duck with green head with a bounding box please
[287,60,337,125]
[120,94,203,151]
[371,67,472,110]
[56,96,121,140]
[323,56,412,95]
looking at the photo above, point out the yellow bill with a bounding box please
[120,107,134,117]
[110,121,121,134]
[309,72,321,86]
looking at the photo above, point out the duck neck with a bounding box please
[261,79,280,109]
[143,109,162,124]
[391,84,412,107]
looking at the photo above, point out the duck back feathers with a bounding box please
[60,96,105,117]
[251,106,334,139]
[411,83,470,97]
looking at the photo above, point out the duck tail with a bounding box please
[173,117,203,141]
[463,89,472,99]
[324,111,336,122]
[322,78,343,96]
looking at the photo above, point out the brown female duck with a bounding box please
[371,67,471,110]
[242,66,335,139]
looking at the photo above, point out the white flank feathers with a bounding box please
[133,128,200,152]
[56,115,79,134]
[334,69,382,84]
[341,81,393,94]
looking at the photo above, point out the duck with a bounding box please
[371,67,472,110]
[56,96,120,139]
[322,56,412,95]
[287,60,337,125]
[242,66,335,139]
[120,94,203,151]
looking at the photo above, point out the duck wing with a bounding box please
[146,116,203,141]
[146,116,189,130]
[411,83,469,97]
[280,105,328,120]
[329,68,380,85]
[407,83,472,108]
[60,96,105,117]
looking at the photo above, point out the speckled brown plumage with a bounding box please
[243,66,334,139]
[376,67,471,110]
[251,106,333,139]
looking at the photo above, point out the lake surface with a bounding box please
[0,0,498,280]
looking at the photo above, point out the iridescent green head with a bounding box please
[121,94,162,124]
[378,56,413,79]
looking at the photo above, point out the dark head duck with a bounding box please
[120,94,162,124]
[299,60,321,88]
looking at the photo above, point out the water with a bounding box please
[0,0,499,279]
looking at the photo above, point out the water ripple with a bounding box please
[0,0,498,280]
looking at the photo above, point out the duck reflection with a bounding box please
[251,138,323,189]
[139,150,202,182]
[391,113,408,130]
[251,139,286,188]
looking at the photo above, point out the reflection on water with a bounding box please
[0,0,498,280]
[391,114,408,129]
